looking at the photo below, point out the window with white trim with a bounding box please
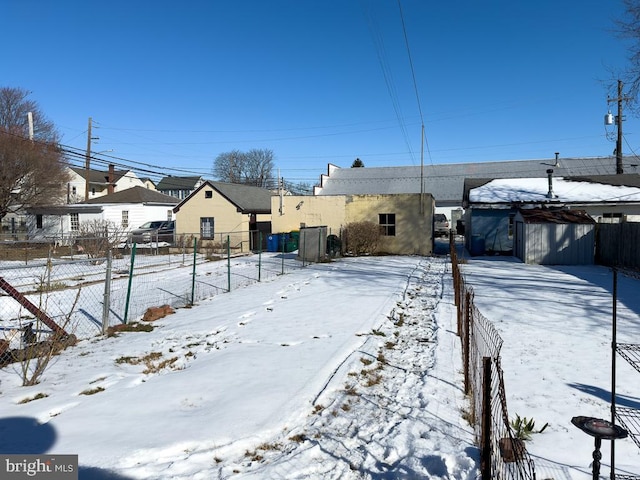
[200,217,214,239]
[70,213,79,232]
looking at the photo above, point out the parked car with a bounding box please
[434,214,450,237]
[130,220,175,244]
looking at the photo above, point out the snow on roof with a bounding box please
[469,177,640,203]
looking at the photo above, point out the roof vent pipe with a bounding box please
[546,169,555,199]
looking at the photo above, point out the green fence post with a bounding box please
[281,234,285,275]
[102,249,113,335]
[124,244,137,324]
[227,235,231,292]
[258,231,262,282]
[191,236,197,305]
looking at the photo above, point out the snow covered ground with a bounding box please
[0,254,478,479]
[460,255,640,480]
[0,250,639,479]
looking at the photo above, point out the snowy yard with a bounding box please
[0,251,639,479]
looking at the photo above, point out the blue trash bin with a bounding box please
[267,235,278,252]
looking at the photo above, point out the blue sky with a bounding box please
[3,1,636,185]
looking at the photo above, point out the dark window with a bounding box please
[36,214,43,229]
[602,212,623,223]
[205,190,213,199]
[200,217,214,239]
[379,213,396,236]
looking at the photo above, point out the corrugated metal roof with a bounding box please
[316,157,622,205]
[517,208,595,224]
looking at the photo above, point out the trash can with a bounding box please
[267,235,279,252]
[286,231,299,252]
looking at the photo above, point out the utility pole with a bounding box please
[85,117,93,201]
[607,80,631,175]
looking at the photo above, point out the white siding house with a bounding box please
[66,167,145,203]
[27,187,178,242]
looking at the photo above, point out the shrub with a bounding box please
[76,219,126,260]
[343,221,381,256]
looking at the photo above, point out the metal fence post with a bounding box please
[258,232,262,282]
[281,234,285,275]
[102,250,112,334]
[124,244,137,324]
[227,235,231,292]
[464,291,472,395]
[191,236,197,305]
[481,356,492,480]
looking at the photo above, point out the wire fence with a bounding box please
[0,234,305,359]
[450,236,537,480]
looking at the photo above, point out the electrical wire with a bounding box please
[396,0,432,166]
[361,0,417,165]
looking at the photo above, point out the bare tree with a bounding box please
[0,87,70,222]
[213,149,244,184]
[244,149,275,187]
[213,148,275,187]
[614,1,640,106]
[283,179,315,195]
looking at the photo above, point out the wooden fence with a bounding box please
[596,223,640,269]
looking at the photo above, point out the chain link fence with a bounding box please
[0,232,305,356]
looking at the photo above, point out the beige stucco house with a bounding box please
[272,193,435,256]
[173,180,272,251]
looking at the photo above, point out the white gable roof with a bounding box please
[469,177,640,204]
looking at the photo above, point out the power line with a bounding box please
[396,0,432,169]
[361,0,417,165]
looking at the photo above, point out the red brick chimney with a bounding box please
[108,164,115,194]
